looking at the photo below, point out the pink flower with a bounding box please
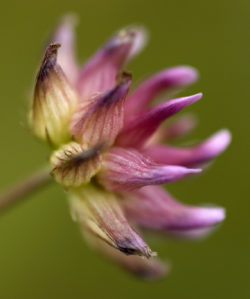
[29,16,231,280]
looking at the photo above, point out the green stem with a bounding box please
[0,165,53,213]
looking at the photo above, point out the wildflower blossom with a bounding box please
[29,16,231,280]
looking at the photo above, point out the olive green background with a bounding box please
[0,0,248,298]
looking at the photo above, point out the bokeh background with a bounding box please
[0,0,248,298]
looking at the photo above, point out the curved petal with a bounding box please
[122,186,225,233]
[97,147,201,192]
[70,72,131,147]
[77,26,146,100]
[143,129,232,167]
[124,66,198,117]
[69,185,156,258]
[116,93,202,148]
[49,14,79,86]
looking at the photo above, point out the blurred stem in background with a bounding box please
[0,165,52,213]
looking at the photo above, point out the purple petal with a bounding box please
[77,26,146,100]
[97,147,201,192]
[143,129,232,167]
[70,72,131,147]
[163,227,218,240]
[85,233,168,280]
[146,113,197,145]
[116,93,202,148]
[49,14,79,86]
[122,186,225,232]
[124,66,198,117]
[69,185,156,258]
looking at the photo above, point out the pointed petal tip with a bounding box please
[163,165,202,176]
[45,42,61,56]
[174,92,202,109]
[37,42,62,82]
[116,71,132,85]
[188,92,203,102]
[188,168,202,174]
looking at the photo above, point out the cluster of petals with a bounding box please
[29,15,231,280]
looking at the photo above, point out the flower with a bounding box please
[29,15,231,280]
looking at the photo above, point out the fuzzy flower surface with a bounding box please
[29,16,231,280]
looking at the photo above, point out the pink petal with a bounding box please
[97,147,201,192]
[70,72,131,147]
[163,227,218,240]
[124,66,198,117]
[77,26,146,100]
[69,185,156,258]
[146,113,197,145]
[116,93,202,148]
[122,186,225,232]
[49,14,79,86]
[85,233,168,280]
[143,129,232,167]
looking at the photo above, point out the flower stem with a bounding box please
[0,165,53,213]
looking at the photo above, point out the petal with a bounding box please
[50,142,102,187]
[77,26,146,100]
[124,66,198,117]
[146,113,197,145]
[143,129,232,167]
[69,185,156,258]
[116,93,202,148]
[30,43,79,147]
[70,72,131,147]
[122,186,225,232]
[85,232,168,280]
[97,147,201,192]
[49,14,79,86]
[163,227,218,240]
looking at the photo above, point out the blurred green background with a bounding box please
[0,0,248,298]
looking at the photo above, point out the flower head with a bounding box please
[29,16,231,280]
